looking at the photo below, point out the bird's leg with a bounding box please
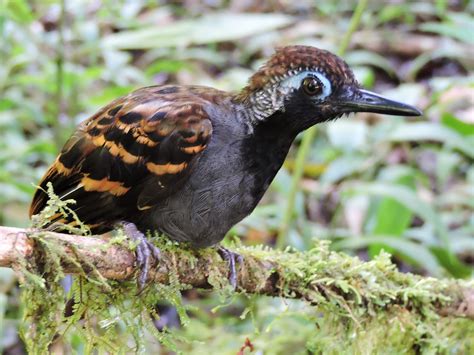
[118,221,161,289]
[217,246,243,289]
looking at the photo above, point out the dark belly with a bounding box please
[141,163,258,247]
[135,110,295,247]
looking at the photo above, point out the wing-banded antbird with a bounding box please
[30,45,421,287]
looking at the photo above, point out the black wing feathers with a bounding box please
[30,86,214,232]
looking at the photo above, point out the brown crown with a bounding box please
[240,45,357,98]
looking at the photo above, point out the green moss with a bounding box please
[20,184,194,353]
[18,185,473,353]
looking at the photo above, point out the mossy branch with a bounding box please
[1,225,473,322]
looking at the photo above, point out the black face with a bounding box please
[280,72,422,133]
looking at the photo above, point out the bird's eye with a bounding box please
[302,76,323,96]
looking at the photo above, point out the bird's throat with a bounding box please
[241,115,297,201]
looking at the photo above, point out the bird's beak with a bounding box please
[339,88,422,116]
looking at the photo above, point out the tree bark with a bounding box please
[1,225,473,320]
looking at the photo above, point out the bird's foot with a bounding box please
[217,246,243,289]
[119,221,161,290]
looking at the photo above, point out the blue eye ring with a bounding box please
[281,70,332,100]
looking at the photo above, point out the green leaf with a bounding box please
[420,18,474,44]
[3,0,34,24]
[332,236,443,277]
[145,60,188,76]
[88,86,135,106]
[387,122,474,157]
[326,120,368,152]
[367,169,415,257]
[430,247,472,278]
[441,112,474,136]
[344,182,449,247]
[436,150,462,188]
[103,13,294,49]
[321,155,366,184]
[0,98,15,111]
[406,49,469,80]
[377,4,415,24]
[378,5,405,23]
[346,50,397,78]
[352,66,375,88]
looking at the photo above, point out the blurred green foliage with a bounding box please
[0,0,473,353]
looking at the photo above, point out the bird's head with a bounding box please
[237,45,421,131]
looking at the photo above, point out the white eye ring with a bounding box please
[281,70,332,100]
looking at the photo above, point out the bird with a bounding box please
[29,45,422,287]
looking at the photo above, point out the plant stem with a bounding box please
[276,0,369,248]
[54,0,66,149]
[338,0,369,57]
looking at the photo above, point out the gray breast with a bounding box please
[148,107,256,247]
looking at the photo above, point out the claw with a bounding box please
[119,221,160,290]
[217,246,243,289]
